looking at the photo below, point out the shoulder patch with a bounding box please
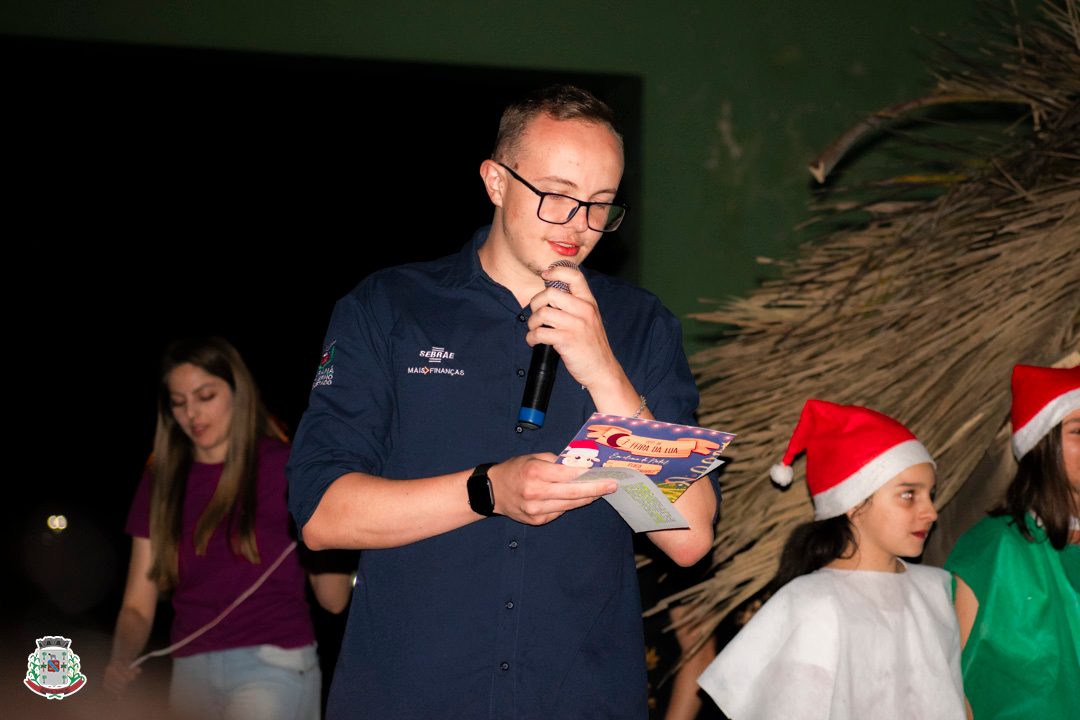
[313,341,336,388]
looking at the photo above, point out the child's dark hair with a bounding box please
[991,421,1073,549]
[768,513,858,592]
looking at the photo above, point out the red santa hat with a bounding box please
[1010,364,1080,460]
[769,399,935,520]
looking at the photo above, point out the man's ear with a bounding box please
[479,159,505,207]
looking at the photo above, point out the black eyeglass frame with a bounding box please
[497,162,629,233]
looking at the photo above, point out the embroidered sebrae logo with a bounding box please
[24,636,86,700]
[313,341,336,388]
[418,346,454,363]
[408,345,464,377]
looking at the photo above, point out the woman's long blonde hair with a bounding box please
[147,337,269,592]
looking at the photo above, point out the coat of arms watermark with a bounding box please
[24,636,87,699]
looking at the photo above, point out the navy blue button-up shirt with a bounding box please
[288,228,705,719]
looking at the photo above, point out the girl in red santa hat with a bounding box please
[945,363,1079,719]
[697,399,966,720]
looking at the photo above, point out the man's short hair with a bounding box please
[492,84,623,163]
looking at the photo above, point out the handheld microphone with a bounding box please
[518,260,576,430]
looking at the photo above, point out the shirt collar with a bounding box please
[442,226,491,289]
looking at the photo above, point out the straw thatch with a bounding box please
[654,0,1080,644]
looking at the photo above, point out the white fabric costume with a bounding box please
[698,562,965,720]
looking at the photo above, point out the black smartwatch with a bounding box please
[467,462,498,517]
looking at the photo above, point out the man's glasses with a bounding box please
[498,162,629,233]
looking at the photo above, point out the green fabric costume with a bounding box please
[945,514,1080,718]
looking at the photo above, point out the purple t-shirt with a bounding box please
[126,437,315,657]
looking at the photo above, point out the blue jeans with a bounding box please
[170,643,321,720]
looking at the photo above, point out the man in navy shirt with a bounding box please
[287,85,717,719]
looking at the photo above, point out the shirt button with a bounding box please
[508,540,518,549]
[516,368,525,377]
[500,662,510,671]
[517,313,527,322]
[505,600,514,609]
[515,425,523,434]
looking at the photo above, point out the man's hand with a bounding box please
[489,453,618,525]
[526,264,622,395]
[527,263,651,419]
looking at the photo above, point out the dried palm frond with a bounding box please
[655,0,1080,648]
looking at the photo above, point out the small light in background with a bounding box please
[25,507,116,615]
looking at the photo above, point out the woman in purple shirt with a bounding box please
[105,337,350,720]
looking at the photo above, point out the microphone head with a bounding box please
[544,259,577,293]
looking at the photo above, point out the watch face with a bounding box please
[468,466,496,516]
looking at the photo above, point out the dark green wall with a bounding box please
[1,0,983,352]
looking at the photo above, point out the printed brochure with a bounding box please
[558,413,735,532]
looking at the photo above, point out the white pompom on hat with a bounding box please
[1010,364,1080,460]
[771,399,935,520]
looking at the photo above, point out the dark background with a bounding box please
[4,34,641,716]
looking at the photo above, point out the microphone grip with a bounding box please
[518,342,560,430]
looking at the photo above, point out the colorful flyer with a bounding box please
[558,413,735,532]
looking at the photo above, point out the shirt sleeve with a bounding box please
[639,304,722,511]
[125,468,152,538]
[639,305,699,427]
[286,282,397,533]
